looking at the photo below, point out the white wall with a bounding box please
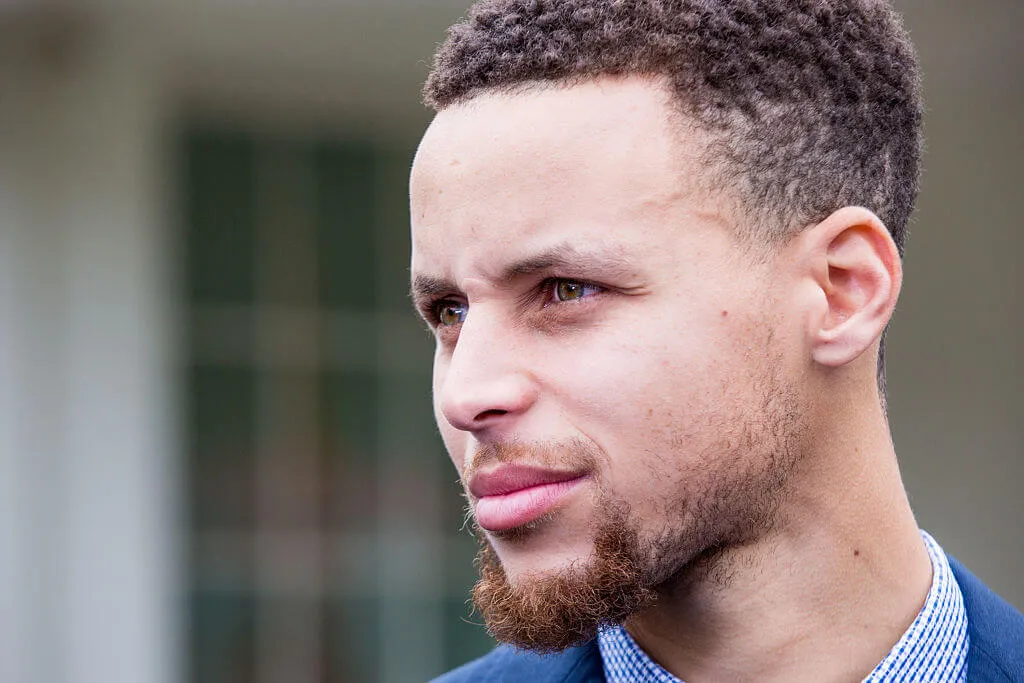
[0,18,180,683]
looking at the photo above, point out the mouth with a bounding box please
[468,465,588,533]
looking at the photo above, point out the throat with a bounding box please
[619,526,934,683]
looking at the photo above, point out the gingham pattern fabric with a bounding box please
[598,530,969,682]
[598,623,684,683]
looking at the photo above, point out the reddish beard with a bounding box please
[465,441,656,651]
[470,501,657,652]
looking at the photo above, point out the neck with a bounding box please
[625,392,933,682]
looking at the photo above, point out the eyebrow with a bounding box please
[410,243,638,308]
[410,274,456,304]
[499,244,636,281]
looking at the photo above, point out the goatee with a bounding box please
[470,503,657,652]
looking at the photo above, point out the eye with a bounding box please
[435,301,468,326]
[551,279,602,303]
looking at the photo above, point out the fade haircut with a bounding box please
[424,0,922,396]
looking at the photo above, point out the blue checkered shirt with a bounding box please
[598,531,969,682]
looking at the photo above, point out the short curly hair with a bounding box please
[424,0,922,256]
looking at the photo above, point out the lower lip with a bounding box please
[474,477,586,532]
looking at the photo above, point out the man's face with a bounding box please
[410,77,808,647]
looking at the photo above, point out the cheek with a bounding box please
[556,316,720,408]
[555,306,766,458]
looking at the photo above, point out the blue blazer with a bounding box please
[434,557,1024,682]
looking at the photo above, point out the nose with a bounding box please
[437,310,538,434]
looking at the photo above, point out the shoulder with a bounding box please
[948,556,1024,682]
[430,640,604,683]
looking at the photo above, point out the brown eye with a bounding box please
[436,302,467,326]
[553,279,600,302]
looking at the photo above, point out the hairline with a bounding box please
[431,73,791,260]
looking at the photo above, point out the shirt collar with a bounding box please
[598,530,969,683]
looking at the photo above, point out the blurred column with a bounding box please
[0,53,36,683]
[0,14,180,683]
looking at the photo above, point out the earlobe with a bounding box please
[805,207,902,368]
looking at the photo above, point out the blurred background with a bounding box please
[0,1,1019,682]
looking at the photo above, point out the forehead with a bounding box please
[409,77,718,283]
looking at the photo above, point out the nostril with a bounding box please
[474,408,507,422]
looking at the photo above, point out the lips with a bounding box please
[468,465,587,532]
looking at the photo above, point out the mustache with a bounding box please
[463,438,603,482]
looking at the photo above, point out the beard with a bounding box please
[471,498,656,653]
[466,364,803,652]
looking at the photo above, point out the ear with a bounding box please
[800,207,903,368]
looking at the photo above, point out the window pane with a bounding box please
[316,142,377,311]
[182,128,257,304]
[328,597,380,682]
[189,589,256,683]
[188,365,257,529]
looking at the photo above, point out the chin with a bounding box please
[498,546,597,585]
[484,525,598,582]
[471,505,658,652]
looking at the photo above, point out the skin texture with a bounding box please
[409,76,933,682]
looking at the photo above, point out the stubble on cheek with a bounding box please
[638,340,806,589]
